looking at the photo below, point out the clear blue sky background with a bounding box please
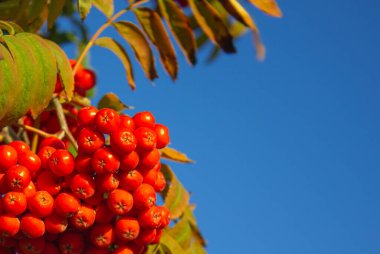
[62,1,380,253]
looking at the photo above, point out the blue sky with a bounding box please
[62,1,380,253]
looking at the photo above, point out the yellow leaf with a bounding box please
[249,0,282,18]
[93,0,114,18]
[161,147,194,163]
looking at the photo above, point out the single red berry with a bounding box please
[39,137,66,150]
[115,217,140,241]
[133,184,156,210]
[90,223,115,248]
[44,212,68,234]
[18,237,45,254]
[151,228,163,244]
[133,111,155,129]
[54,193,80,218]
[134,228,156,245]
[142,167,158,186]
[118,170,143,192]
[48,150,74,176]
[9,141,30,155]
[107,189,133,215]
[95,203,115,224]
[84,191,104,207]
[58,231,85,254]
[77,106,98,127]
[74,153,92,174]
[5,165,31,191]
[154,124,170,149]
[0,174,9,194]
[18,150,41,175]
[0,215,20,237]
[119,151,139,172]
[110,128,137,154]
[20,214,45,238]
[95,108,120,134]
[91,147,120,174]
[22,181,37,199]
[37,146,56,170]
[95,173,119,194]
[77,128,105,154]
[134,127,157,151]
[28,191,54,218]
[113,246,134,254]
[36,171,63,196]
[119,115,135,130]
[154,171,166,192]
[75,68,96,90]
[70,205,96,231]
[158,206,171,228]
[70,173,95,199]
[138,149,160,171]
[42,242,60,254]
[2,191,27,216]
[138,206,162,229]
[0,145,17,172]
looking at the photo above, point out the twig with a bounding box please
[14,124,56,139]
[72,0,148,74]
[1,127,13,144]
[52,97,78,151]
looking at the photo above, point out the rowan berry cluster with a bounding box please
[0,109,171,254]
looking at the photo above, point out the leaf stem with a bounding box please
[52,97,78,151]
[73,0,148,74]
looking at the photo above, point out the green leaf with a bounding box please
[220,0,265,59]
[188,0,235,53]
[167,217,192,250]
[248,0,283,18]
[158,0,196,65]
[28,0,48,23]
[161,147,194,163]
[161,164,190,219]
[48,0,66,29]
[160,231,186,254]
[113,21,158,81]
[93,0,114,18]
[134,8,178,80]
[186,241,207,254]
[45,40,75,100]
[97,93,132,112]
[0,21,16,35]
[95,37,135,90]
[78,0,93,21]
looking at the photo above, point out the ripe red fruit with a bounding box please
[95,173,119,194]
[113,246,134,254]
[89,224,115,248]
[58,231,85,254]
[39,137,66,150]
[0,215,20,237]
[0,145,17,172]
[75,68,96,90]
[95,108,120,134]
[133,111,155,129]
[110,128,137,154]
[48,149,74,176]
[154,124,170,149]
[37,146,56,170]
[54,193,80,218]
[20,214,45,238]
[70,205,96,230]
[141,168,157,186]
[133,184,156,210]
[74,153,92,173]
[9,141,30,155]
[42,242,59,254]
[138,206,162,229]
[134,228,156,245]
[91,147,120,174]
[6,165,31,191]
[2,191,27,216]
[107,189,133,215]
[28,191,54,218]
[18,237,46,254]
[134,127,157,151]
[70,173,95,199]
[158,206,171,228]
[119,115,135,130]
[95,203,115,224]
[115,217,140,241]
[18,151,41,174]
[154,171,166,192]
[119,151,139,172]
[22,181,37,199]
[118,170,143,191]
[44,212,68,234]
[84,191,103,207]
[36,171,63,196]
[77,128,105,154]
[151,228,163,244]
[138,149,160,171]
[77,106,98,127]
[0,174,9,194]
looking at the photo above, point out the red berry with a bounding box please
[44,212,68,234]
[58,231,85,254]
[107,189,133,215]
[138,149,160,171]
[138,206,162,229]
[39,137,66,150]
[118,170,143,191]
[134,127,157,151]
[91,147,120,174]
[133,184,156,210]
[115,217,140,241]
[95,108,120,134]
[89,224,115,248]
[154,171,166,192]
[70,205,96,230]
[20,214,45,238]
[18,237,45,254]
[95,173,119,194]
[37,146,56,170]
[2,191,27,216]
[6,165,31,191]
[48,150,74,176]
[36,171,63,196]
[119,151,139,172]
[0,145,17,172]
[119,115,135,130]
[154,124,170,149]
[54,193,80,218]
[134,228,156,245]
[9,141,30,155]
[133,111,155,129]
[95,203,115,224]
[110,128,137,154]
[77,128,105,154]
[28,191,54,218]
[18,150,41,175]
[75,68,96,90]
[70,173,95,199]
[0,215,20,237]
[74,153,92,174]
[77,106,98,127]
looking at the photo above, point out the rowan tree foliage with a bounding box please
[0,0,281,253]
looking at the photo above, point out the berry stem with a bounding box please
[52,97,79,151]
[1,127,15,143]
[73,0,148,74]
